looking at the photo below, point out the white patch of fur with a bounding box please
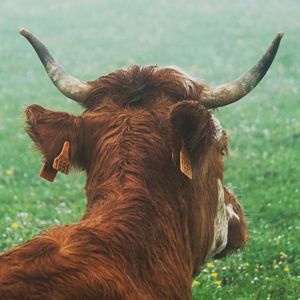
[209,179,229,257]
[163,65,197,94]
[226,203,240,221]
[211,115,223,142]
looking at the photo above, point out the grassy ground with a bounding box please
[0,0,299,299]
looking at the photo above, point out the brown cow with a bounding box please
[0,29,283,300]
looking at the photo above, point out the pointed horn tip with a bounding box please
[19,28,29,37]
[276,32,284,39]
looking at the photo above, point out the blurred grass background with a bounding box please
[0,0,299,299]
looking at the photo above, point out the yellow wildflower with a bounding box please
[5,167,16,177]
[207,262,215,269]
[192,279,200,288]
[214,280,222,287]
[283,266,289,273]
[279,252,288,260]
[11,222,20,229]
[211,272,218,279]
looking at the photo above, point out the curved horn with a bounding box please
[20,28,90,103]
[201,33,284,108]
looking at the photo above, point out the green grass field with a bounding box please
[0,0,299,299]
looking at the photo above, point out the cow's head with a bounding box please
[21,29,282,275]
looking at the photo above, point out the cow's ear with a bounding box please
[170,100,214,165]
[25,104,83,170]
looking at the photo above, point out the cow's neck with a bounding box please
[84,161,184,223]
[82,162,217,277]
[80,109,219,276]
[80,163,194,290]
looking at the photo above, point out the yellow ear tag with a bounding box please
[40,163,58,182]
[39,141,70,182]
[52,141,70,175]
[180,145,193,180]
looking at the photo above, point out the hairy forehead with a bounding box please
[85,65,204,109]
[82,101,169,130]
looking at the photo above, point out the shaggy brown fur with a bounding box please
[0,66,247,300]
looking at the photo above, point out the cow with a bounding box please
[0,29,283,300]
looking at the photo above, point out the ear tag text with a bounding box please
[180,145,193,180]
[39,141,70,182]
[53,141,70,175]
